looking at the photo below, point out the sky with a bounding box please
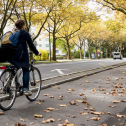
[88,1,114,21]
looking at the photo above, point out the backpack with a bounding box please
[0,29,22,63]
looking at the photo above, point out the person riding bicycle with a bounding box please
[10,19,41,96]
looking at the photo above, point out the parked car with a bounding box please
[113,52,123,60]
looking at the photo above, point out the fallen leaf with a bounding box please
[76,100,83,103]
[90,108,95,111]
[90,111,104,115]
[49,96,54,98]
[121,100,126,102]
[20,118,24,122]
[92,89,96,92]
[115,78,119,80]
[116,114,125,118]
[97,85,101,87]
[79,93,84,96]
[82,101,90,105]
[85,81,89,83]
[84,107,88,110]
[30,122,34,125]
[107,112,111,115]
[106,82,110,84]
[120,123,124,125]
[0,112,3,115]
[44,94,49,96]
[114,86,118,88]
[112,100,120,103]
[103,124,107,126]
[58,118,62,121]
[39,99,45,102]
[42,121,46,124]
[111,105,116,108]
[72,115,77,118]
[80,112,88,115]
[60,104,67,108]
[90,117,100,121]
[35,102,41,105]
[15,123,26,126]
[67,89,74,91]
[67,124,76,126]
[69,100,76,105]
[46,118,55,123]
[65,119,69,124]
[59,96,63,100]
[83,96,87,100]
[34,114,43,118]
[46,108,55,111]
[99,88,105,91]
[43,110,50,112]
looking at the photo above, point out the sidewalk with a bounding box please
[1,66,126,126]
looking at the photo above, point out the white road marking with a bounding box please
[51,69,67,75]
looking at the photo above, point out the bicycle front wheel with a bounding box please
[0,69,16,111]
[26,67,42,101]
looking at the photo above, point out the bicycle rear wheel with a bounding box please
[26,67,42,101]
[0,69,16,111]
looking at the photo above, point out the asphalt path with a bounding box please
[1,65,126,126]
[35,58,126,79]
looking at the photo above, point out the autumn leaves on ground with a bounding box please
[1,66,126,126]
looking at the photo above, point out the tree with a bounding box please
[13,0,52,42]
[45,1,74,61]
[72,34,86,59]
[0,0,17,39]
[96,0,126,15]
[57,5,98,59]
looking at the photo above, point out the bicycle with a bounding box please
[0,52,42,111]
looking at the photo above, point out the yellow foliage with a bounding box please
[34,49,49,61]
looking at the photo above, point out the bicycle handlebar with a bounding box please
[28,51,33,55]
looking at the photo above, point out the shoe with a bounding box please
[23,90,32,96]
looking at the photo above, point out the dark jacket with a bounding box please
[10,30,39,69]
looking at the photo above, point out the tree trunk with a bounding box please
[106,49,108,58]
[53,33,56,61]
[88,46,90,59]
[96,47,98,59]
[80,46,82,59]
[67,40,71,60]
[110,48,112,58]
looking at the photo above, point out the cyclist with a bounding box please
[10,19,41,96]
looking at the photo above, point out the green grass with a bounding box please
[34,60,57,64]
[0,63,10,66]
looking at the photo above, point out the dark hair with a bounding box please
[15,19,25,29]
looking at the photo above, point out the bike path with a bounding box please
[36,58,126,79]
[1,66,126,125]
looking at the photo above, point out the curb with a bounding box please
[41,62,126,90]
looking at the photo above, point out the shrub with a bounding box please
[34,49,49,61]
[56,56,64,59]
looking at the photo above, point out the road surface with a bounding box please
[35,58,126,79]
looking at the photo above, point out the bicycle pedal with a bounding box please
[31,82,36,86]
[19,88,23,96]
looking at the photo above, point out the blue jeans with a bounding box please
[22,67,29,91]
